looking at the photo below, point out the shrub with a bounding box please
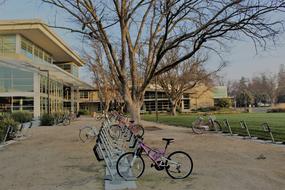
[267,108,285,113]
[11,111,33,123]
[78,110,90,115]
[40,113,55,126]
[0,114,19,141]
[215,98,232,108]
[195,107,220,112]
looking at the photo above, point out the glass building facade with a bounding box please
[0,32,83,117]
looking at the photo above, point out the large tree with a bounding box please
[43,0,285,122]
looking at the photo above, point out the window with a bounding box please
[183,100,190,109]
[21,38,33,59]
[44,53,52,64]
[12,97,34,112]
[0,66,33,92]
[0,35,16,55]
[20,36,53,64]
[34,46,44,61]
[80,91,89,99]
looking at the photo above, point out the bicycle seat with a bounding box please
[162,138,174,143]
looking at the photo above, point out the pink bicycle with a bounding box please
[116,137,193,180]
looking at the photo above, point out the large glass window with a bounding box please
[0,66,33,92]
[12,97,34,112]
[20,36,53,64]
[0,35,16,55]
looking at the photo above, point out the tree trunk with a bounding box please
[104,99,110,113]
[170,101,178,116]
[128,101,142,123]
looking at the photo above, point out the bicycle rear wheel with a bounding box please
[116,152,145,180]
[165,151,193,179]
[79,126,95,143]
[132,124,144,137]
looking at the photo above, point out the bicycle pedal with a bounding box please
[150,163,154,168]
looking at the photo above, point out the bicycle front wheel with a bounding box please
[165,151,193,179]
[116,152,145,180]
[79,126,95,143]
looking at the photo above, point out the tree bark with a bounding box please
[128,101,142,123]
[170,100,178,116]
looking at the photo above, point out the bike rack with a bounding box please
[91,116,139,189]
[240,120,251,138]
[260,123,275,143]
[1,125,11,144]
[222,119,233,135]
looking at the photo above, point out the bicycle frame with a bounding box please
[133,139,180,169]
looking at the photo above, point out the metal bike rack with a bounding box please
[1,125,11,144]
[92,118,138,189]
[240,120,251,138]
[260,123,275,143]
[223,119,233,135]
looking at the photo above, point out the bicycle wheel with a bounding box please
[95,114,103,121]
[165,151,193,179]
[79,126,95,143]
[132,124,145,137]
[109,124,121,140]
[116,152,145,180]
[63,118,70,126]
[191,120,204,134]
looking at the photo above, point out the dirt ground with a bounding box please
[0,116,284,190]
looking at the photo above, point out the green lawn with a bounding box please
[142,113,285,142]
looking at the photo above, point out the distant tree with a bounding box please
[249,73,277,105]
[229,77,253,107]
[85,42,118,113]
[277,64,285,103]
[157,52,218,116]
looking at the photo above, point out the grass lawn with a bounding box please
[142,113,285,142]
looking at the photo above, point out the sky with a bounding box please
[0,0,285,84]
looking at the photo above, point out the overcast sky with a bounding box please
[1,0,285,84]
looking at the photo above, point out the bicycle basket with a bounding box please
[93,144,104,161]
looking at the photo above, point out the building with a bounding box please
[0,19,94,118]
[78,84,219,114]
[142,84,214,113]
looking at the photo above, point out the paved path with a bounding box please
[0,117,104,190]
[0,117,285,190]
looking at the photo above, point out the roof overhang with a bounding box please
[0,19,84,66]
[0,57,94,90]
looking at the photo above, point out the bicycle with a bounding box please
[116,137,193,180]
[79,126,98,143]
[191,116,222,134]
